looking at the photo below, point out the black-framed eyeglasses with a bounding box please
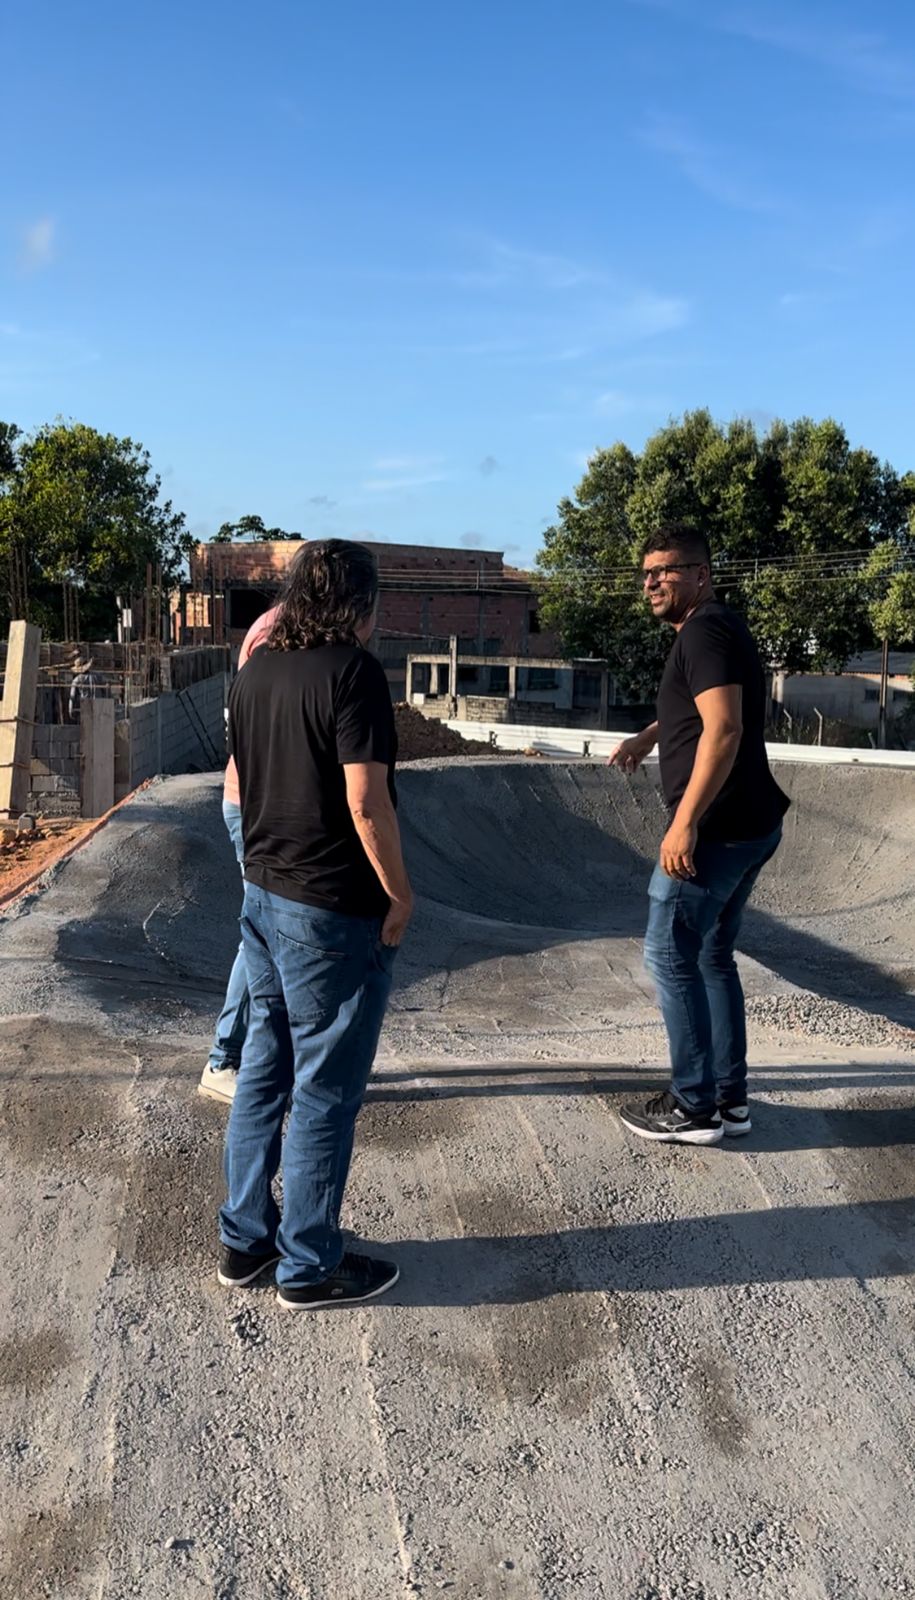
[641,562,702,587]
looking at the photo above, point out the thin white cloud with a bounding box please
[723,13,915,99]
[363,473,451,493]
[372,454,443,473]
[19,216,56,272]
[595,390,635,417]
[595,290,690,341]
[453,237,605,292]
[640,114,781,213]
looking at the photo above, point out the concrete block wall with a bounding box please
[28,724,82,817]
[125,672,228,792]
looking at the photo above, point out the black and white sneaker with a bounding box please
[217,1243,281,1287]
[719,1103,752,1137]
[276,1250,399,1311]
[619,1091,723,1146]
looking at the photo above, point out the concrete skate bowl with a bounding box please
[397,760,915,1032]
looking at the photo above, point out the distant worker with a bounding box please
[68,654,105,721]
[218,539,411,1310]
[610,522,789,1146]
[198,602,280,1104]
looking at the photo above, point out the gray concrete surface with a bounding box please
[0,759,913,1600]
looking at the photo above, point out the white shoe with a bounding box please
[719,1104,751,1136]
[198,1064,238,1104]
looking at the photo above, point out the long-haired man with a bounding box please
[217,539,411,1309]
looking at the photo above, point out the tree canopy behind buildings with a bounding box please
[0,419,193,637]
[536,411,915,697]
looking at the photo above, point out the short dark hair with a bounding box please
[640,521,711,569]
[268,539,379,651]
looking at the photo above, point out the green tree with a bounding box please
[210,513,302,542]
[0,419,193,634]
[0,421,20,480]
[866,543,915,645]
[537,443,667,697]
[536,410,913,690]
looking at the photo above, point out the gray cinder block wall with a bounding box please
[123,672,228,794]
[28,724,83,816]
[27,672,228,816]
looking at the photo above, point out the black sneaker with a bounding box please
[276,1250,399,1312]
[217,1243,281,1288]
[619,1091,723,1146]
[719,1103,752,1137]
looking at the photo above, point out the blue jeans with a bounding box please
[207,800,249,1071]
[643,826,782,1115]
[219,883,395,1285]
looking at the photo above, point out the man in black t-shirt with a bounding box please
[217,540,413,1310]
[609,522,789,1147]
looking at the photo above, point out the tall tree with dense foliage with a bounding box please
[0,419,194,635]
[536,410,913,694]
[210,514,302,542]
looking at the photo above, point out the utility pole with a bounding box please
[877,637,889,750]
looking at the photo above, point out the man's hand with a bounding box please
[608,726,657,774]
[660,818,698,880]
[381,893,414,947]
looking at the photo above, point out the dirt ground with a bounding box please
[0,817,95,905]
[394,703,499,761]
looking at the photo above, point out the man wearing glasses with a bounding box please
[610,522,789,1146]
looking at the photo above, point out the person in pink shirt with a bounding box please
[199,604,280,1103]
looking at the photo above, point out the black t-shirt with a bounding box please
[656,601,789,842]
[228,643,397,916]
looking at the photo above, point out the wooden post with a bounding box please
[0,621,42,819]
[81,699,115,818]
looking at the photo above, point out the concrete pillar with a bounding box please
[448,635,459,716]
[599,669,610,731]
[429,663,441,695]
[81,698,115,817]
[0,621,42,819]
[508,663,518,702]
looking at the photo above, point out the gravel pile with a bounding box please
[746,991,915,1050]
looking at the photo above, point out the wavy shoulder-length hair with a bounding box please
[267,539,379,651]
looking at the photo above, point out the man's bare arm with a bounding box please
[344,762,414,944]
[608,720,659,773]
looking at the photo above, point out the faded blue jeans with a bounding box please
[643,826,782,1116]
[219,883,395,1286]
[207,800,249,1072]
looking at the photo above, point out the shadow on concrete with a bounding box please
[382,1195,915,1306]
[364,1065,915,1108]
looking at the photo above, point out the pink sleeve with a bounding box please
[238,605,279,667]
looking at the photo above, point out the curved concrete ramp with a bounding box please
[390,759,915,1056]
[1,762,914,1599]
[398,757,915,945]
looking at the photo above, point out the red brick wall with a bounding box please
[184,540,558,655]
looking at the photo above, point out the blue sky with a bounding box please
[3,0,914,566]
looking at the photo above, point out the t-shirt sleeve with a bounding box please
[239,606,278,667]
[335,652,396,766]
[679,615,746,698]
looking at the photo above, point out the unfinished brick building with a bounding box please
[175,540,556,699]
